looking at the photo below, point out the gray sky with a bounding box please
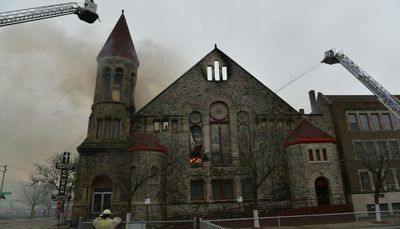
[1,0,400,197]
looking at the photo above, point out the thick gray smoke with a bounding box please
[0,22,188,194]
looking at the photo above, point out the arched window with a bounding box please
[102,67,111,100]
[189,112,203,164]
[209,102,231,164]
[91,175,112,214]
[112,68,124,101]
[237,111,250,154]
[150,166,159,183]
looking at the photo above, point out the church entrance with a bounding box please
[315,177,330,206]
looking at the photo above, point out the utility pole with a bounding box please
[0,165,7,199]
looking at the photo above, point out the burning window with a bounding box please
[190,112,203,164]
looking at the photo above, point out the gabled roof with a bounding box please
[97,12,139,66]
[284,119,336,147]
[128,132,168,153]
[136,46,299,115]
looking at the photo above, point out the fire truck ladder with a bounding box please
[0,1,98,27]
[322,50,400,119]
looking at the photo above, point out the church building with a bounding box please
[71,13,346,223]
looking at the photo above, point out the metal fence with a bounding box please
[78,218,195,229]
[200,211,400,229]
[78,211,400,229]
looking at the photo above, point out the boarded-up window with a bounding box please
[212,180,233,200]
[191,180,204,200]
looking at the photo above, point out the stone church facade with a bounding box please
[71,14,345,224]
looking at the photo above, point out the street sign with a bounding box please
[51,194,71,201]
[56,163,74,170]
[0,192,11,195]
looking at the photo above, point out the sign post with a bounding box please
[53,152,74,226]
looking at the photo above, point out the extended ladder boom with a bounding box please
[322,50,400,119]
[0,1,98,27]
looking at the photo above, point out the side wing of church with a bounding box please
[71,14,346,223]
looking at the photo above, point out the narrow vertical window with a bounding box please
[104,119,112,138]
[316,149,321,161]
[389,141,400,159]
[222,66,228,81]
[214,61,220,81]
[130,72,136,105]
[370,113,381,130]
[190,111,203,164]
[150,166,159,183]
[347,113,358,130]
[171,120,178,132]
[237,111,250,156]
[153,120,160,132]
[359,114,369,130]
[102,67,111,100]
[112,119,120,139]
[364,141,376,160]
[353,142,364,160]
[162,120,169,131]
[96,120,104,139]
[308,149,314,161]
[392,114,400,130]
[360,172,371,191]
[112,68,123,101]
[210,102,230,164]
[381,113,392,130]
[207,66,213,81]
[385,171,395,190]
[322,149,328,161]
[377,141,388,159]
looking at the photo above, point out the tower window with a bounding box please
[112,68,124,102]
[102,67,111,100]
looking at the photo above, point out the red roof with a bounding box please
[284,119,336,147]
[128,132,168,153]
[97,12,139,66]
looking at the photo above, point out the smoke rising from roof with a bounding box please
[0,22,188,194]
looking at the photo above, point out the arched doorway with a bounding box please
[315,177,330,206]
[91,175,112,214]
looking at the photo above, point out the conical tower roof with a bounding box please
[97,12,139,66]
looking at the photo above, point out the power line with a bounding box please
[275,63,322,93]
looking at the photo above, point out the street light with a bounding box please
[144,196,150,221]
[237,196,243,213]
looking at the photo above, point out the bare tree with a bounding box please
[18,181,51,217]
[31,152,78,220]
[239,126,287,226]
[360,141,392,222]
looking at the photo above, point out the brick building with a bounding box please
[71,14,346,224]
[310,91,400,213]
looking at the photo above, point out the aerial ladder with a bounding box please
[322,50,400,119]
[0,0,98,27]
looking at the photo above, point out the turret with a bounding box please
[86,11,139,143]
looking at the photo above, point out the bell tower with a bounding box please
[84,11,139,144]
